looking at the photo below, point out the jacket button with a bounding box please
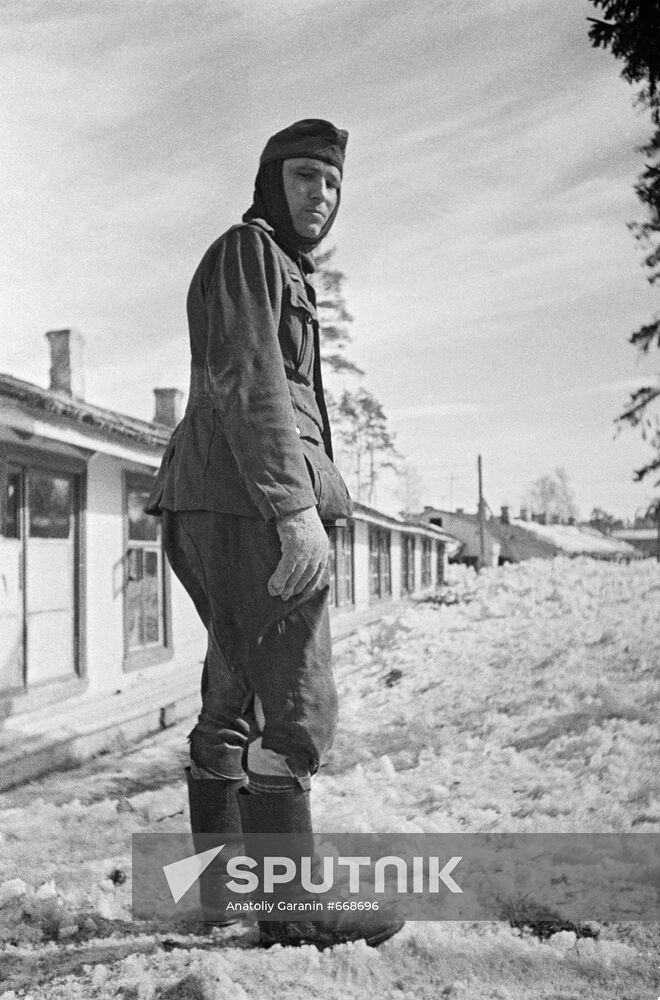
[296,426,301,435]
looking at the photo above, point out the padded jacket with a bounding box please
[146,218,352,523]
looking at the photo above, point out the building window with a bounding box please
[29,471,72,539]
[0,459,82,694]
[436,541,445,585]
[401,534,415,594]
[368,525,391,601]
[328,523,354,608]
[2,471,20,539]
[421,538,433,588]
[124,477,169,664]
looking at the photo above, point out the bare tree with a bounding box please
[333,387,401,505]
[523,468,579,523]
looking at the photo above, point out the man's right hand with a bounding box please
[268,506,329,602]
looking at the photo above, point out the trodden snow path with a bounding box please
[0,557,658,999]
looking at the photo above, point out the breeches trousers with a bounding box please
[162,510,338,785]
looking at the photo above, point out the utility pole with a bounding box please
[477,454,486,570]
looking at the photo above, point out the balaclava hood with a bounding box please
[243,118,348,264]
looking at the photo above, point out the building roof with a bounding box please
[417,506,643,560]
[0,372,171,451]
[496,518,642,559]
[351,501,461,546]
[613,528,658,542]
[419,506,479,521]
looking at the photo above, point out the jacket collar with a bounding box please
[245,216,274,236]
[244,217,316,275]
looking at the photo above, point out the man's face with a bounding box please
[282,157,341,238]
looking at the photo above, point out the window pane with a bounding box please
[29,472,71,539]
[405,537,415,592]
[127,548,143,581]
[127,488,160,542]
[437,542,444,584]
[380,532,391,595]
[142,554,161,644]
[327,532,337,607]
[369,528,380,597]
[3,472,20,538]
[337,526,353,605]
[125,476,165,653]
[422,540,432,586]
[126,544,163,650]
[144,549,159,577]
[126,549,144,648]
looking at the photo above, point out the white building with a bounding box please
[0,330,456,721]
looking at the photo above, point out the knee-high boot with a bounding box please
[238,786,404,949]
[185,767,246,922]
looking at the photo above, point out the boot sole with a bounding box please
[363,920,405,948]
[259,920,405,950]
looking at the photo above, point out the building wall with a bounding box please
[421,510,499,567]
[1,435,446,714]
[85,453,127,690]
[612,530,658,558]
[84,453,206,693]
[351,519,371,611]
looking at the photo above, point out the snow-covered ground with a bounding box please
[0,557,658,999]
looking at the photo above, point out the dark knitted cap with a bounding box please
[259,119,348,175]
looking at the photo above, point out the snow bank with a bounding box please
[0,557,658,998]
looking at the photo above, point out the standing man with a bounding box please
[147,119,402,949]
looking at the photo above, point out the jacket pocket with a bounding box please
[286,282,316,374]
[288,282,317,320]
[300,439,353,522]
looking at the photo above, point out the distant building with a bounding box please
[611,527,658,560]
[412,504,642,566]
[0,330,457,721]
[0,329,193,718]
[411,507,500,568]
[492,507,642,562]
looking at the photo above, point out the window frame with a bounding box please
[335,522,355,608]
[436,540,445,585]
[401,533,416,594]
[368,525,392,602]
[122,471,172,671]
[0,445,86,695]
[421,537,433,588]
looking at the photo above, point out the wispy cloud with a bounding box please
[557,376,660,400]
[0,0,654,515]
[389,402,483,420]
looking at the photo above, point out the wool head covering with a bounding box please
[259,118,348,175]
[243,118,348,262]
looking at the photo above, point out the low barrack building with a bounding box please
[0,330,456,726]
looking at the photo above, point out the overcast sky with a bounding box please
[1,0,658,518]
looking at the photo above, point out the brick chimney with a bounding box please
[45,329,85,399]
[153,387,183,428]
[519,506,529,521]
[500,505,510,524]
